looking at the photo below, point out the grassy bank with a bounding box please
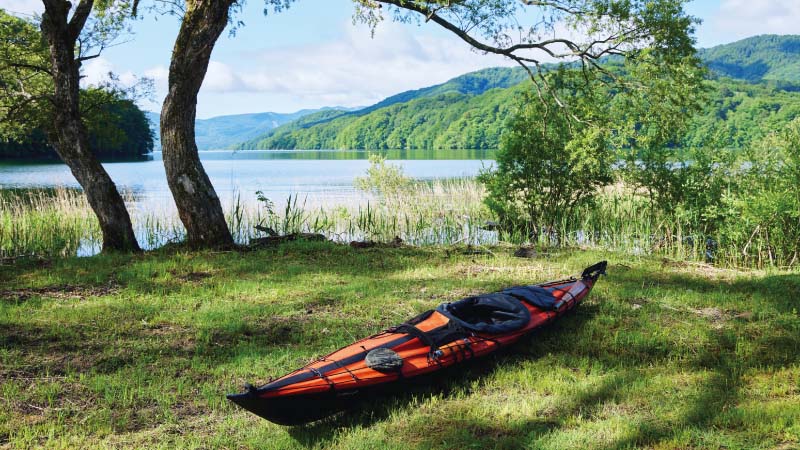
[1,243,798,449]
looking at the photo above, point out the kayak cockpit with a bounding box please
[436,293,531,333]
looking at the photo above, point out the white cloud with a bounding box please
[0,0,42,16]
[143,66,168,82]
[198,21,517,108]
[81,58,116,87]
[204,61,246,92]
[711,0,800,40]
[81,57,140,89]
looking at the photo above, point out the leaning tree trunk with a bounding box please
[40,0,140,252]
[160,0,235,249]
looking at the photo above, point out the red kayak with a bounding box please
[228,261,607,425]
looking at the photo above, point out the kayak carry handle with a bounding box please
[581,261,607,280]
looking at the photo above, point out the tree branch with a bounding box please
[68,0,95,42]
[76,52,102,62]
[1,62,53,75]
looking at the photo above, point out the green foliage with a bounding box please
[717,118,800,265]
[84,89,154,158]
[612,49,708,211]
[0,87,155,160]
[0,10,153,160]
[479,86,612,238]
[683,79,800,149]
[0,9,51,139]
[354,154,412,199]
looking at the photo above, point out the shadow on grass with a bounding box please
[0,241,434,298]
[611,260,800,315]
[608,328,749,448]
[2,245,799,448]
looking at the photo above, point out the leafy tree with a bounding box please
[611,49,708,212]
[0,86,154,159]
[354,154,411,201]
[479,83,611,240]
[1,4,143,252]
[84,89,154,159]
[0,10,53,142]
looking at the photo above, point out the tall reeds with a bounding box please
[0,188,99,257]
[1,180,794,268]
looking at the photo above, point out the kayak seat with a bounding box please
[436,293,530,334]
[500,285,557,310]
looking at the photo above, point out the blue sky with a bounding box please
[2,0,799,118]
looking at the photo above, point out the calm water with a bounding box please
[0,149,495,208]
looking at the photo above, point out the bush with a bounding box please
[719,117,800,265]
[478,89,611,242]
[354,154,412,200]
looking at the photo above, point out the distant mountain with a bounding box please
[699,35,800,83]
[358,67,529,115]
[235,35,800,151]
[236,67,529,149]
[146,107,357,151]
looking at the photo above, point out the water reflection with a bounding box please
[189,149,496,161]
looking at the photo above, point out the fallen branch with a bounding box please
[349,236,403,249]
[249,233,327,248]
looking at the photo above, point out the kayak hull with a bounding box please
[227,389,349,426]
[228,261,606,425]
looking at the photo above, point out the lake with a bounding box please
[0,149,495,209]
[1,149,497,255]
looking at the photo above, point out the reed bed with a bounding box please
[0,188,100,257]
[0,180,793,268]
[231,178,493,246]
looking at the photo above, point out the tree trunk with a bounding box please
[41,0,140,253]
[160,0,235,249]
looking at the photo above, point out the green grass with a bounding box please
[1,242,798,449]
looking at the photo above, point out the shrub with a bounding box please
[478,89,611,242]
[719,117,800,265]
[354,154,412,200]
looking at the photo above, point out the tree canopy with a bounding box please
[0,9,153,160]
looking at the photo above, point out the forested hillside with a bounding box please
[0,94,154,160]
[236,67,531,150]
[685,80,800,148]
[146,107,353,150]
[699,35,800,82]
[239,35,800,151]
[241,78,800,151]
